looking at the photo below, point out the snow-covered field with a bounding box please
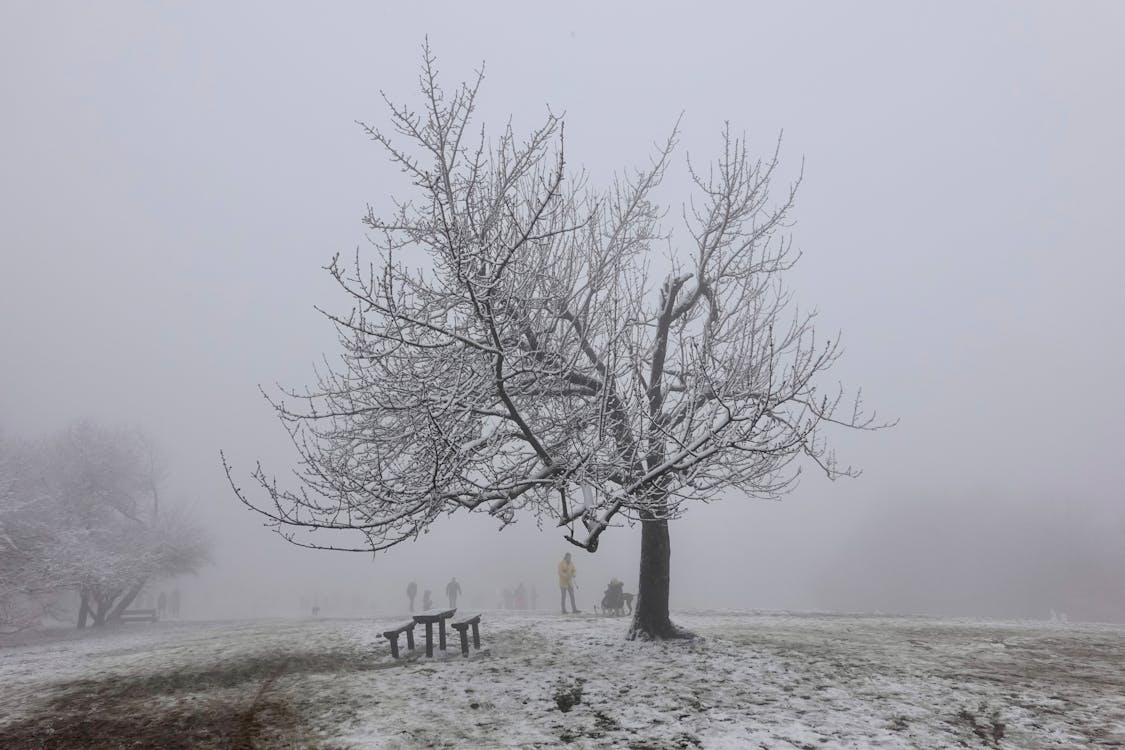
[1,610,1123,748]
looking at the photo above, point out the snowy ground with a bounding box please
[1,611,1123,749]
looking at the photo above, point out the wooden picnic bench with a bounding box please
[413,608,456,657]
[382,620,417,659]
[119,609,158,623]
[450,613,482,657]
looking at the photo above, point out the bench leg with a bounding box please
[425,621,434,657]
[471,622,480,650]
[388,635,400,659]
[439,620,447,652]
[458,627,469,657]
[406,627,415,652]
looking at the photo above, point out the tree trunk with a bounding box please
[77,588,91,629]
[92,592,111,627]
[628,512,682,640]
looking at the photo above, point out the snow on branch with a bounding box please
[227,47,890,555]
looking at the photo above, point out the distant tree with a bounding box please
[0,437,59,632]
[0,423,210,630]
[226,46,887,640]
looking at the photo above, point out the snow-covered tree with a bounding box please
[0,424,210,631]
[227,46,887,639]
[0,437,60,631]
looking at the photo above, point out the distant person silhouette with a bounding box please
[422,589,433,611]
[157,591,167,619]
[446,577,462,608]
[406,581,418,612]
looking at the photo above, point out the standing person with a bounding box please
[406,581,418,613]
[558,552,580,614]
[422,589,433,611]
[157,591,167,619]
[446,577,462,609]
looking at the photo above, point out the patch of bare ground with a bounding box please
[0,649,385,749]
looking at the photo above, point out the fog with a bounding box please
[2,2,1123,624]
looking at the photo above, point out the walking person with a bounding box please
[446,577,462,609]
[558,552,580,613]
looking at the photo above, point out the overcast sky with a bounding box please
[2,2,1123,622]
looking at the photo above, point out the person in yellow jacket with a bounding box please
[558,552,580,614]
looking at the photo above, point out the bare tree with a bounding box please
[226,46,887,639]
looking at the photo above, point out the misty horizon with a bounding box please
[2,2,1123,627]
